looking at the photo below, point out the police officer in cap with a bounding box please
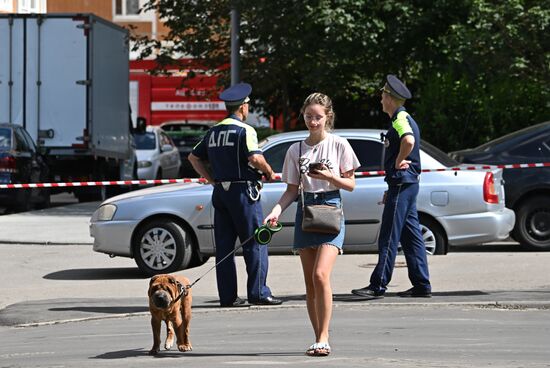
[189,82,283,307]
[351,75,431,299]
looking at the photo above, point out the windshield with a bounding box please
[260,136,459,167]
[420,140,459,167]
[161,123,211,133]
[163,124,210,150]
[134,132,156,150]
[0,128,12,151]
[476,122,550,151]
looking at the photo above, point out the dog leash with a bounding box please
[184,222,283,292]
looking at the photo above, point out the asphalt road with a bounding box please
[0,200,549,367]
[1,305,549,367]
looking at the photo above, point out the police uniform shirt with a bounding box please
[192,114,263,182]
[384,106,421,185]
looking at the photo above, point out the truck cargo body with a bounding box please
[0,14,134,199]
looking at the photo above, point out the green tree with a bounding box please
[416,0,550,150]
[136,0,550,151]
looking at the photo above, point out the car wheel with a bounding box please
[133,219,193,276]
[512,195,550,250]
[13,189,32,212]
[419,217,447,255]
[35,188,51,210]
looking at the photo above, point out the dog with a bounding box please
[148,274,192,355]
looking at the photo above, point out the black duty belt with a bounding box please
[215,180,251,185]
[215,180,263,201]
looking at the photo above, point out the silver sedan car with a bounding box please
[91,129,515,275]
[134,126,181,180]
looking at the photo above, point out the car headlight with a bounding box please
[95,204,117,221]
[138,160,152,168]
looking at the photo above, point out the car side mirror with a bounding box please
[136,117,147,134]
[161,144,173,152]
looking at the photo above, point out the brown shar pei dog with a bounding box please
[148,274,192,355]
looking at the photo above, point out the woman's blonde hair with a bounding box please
[300,92,335,131]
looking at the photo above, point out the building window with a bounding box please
[113,0,157,40]
[18,0,43,13]
[115,0,141,16]
[0,0,13,13]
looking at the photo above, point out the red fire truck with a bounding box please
[130,59,226,126]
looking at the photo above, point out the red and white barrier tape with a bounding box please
[1,162,549,189]
[356,162,550,177]
[0,178,207,189]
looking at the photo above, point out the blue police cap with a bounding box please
[219,82,252,106]
[381,74,412,100]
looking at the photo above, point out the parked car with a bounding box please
[449,121,550,250]
[91,129,515,276]
[0,123,50,211]
[160,121,213,177]
[134,126,181,180]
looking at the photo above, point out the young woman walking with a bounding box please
[264,93,359,356]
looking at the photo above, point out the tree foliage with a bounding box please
[136,0,550,151]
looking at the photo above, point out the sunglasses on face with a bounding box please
[380,86,392,95]
[304,114,326,122]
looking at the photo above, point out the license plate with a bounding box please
[0,173,11,184]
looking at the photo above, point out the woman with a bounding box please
[264,93,360,356]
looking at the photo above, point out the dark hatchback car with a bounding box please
[450,121,550,250]
[0,123,50,212]
[160,121,212,177]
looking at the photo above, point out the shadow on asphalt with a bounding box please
[93,349,148,359]
[93,350,304,359]
[198,291,494,305]
[43,267,147,280]
[49,305,148,314]
[450,243,529,253]
[333,291,488,302]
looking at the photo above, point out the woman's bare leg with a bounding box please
[312,244,338,343]
[299,248,320,339]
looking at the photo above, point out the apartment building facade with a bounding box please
[0,0,46,13]
[1,0,271,127]
[0,0,167,43]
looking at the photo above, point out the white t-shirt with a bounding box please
[282,133,361,192]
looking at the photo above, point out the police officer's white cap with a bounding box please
[381,74,412,100]
[219,82,252,106]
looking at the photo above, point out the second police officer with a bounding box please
[188,82,283,307]
[351,75,432,299]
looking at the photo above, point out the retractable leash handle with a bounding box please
[254,222,283,245]
[186,222,283,290]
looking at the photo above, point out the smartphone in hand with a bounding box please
[308,162,324,173]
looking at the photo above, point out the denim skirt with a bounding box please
[293,190,345,254]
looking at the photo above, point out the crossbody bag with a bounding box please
[299,142,343,234]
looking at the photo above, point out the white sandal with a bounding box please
[305,342,331,357]
[305,343,318,356]
[314,342,331,356]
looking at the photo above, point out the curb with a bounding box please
[0,240,92,246]
[3,298,550,328]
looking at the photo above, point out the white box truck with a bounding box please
[0,13,136,202]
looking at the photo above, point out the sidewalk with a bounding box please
[0,201,98,244]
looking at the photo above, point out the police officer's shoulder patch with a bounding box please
[393,111,413,138]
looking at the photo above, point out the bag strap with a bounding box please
[299,141,305,210]
[298,140,344,211]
